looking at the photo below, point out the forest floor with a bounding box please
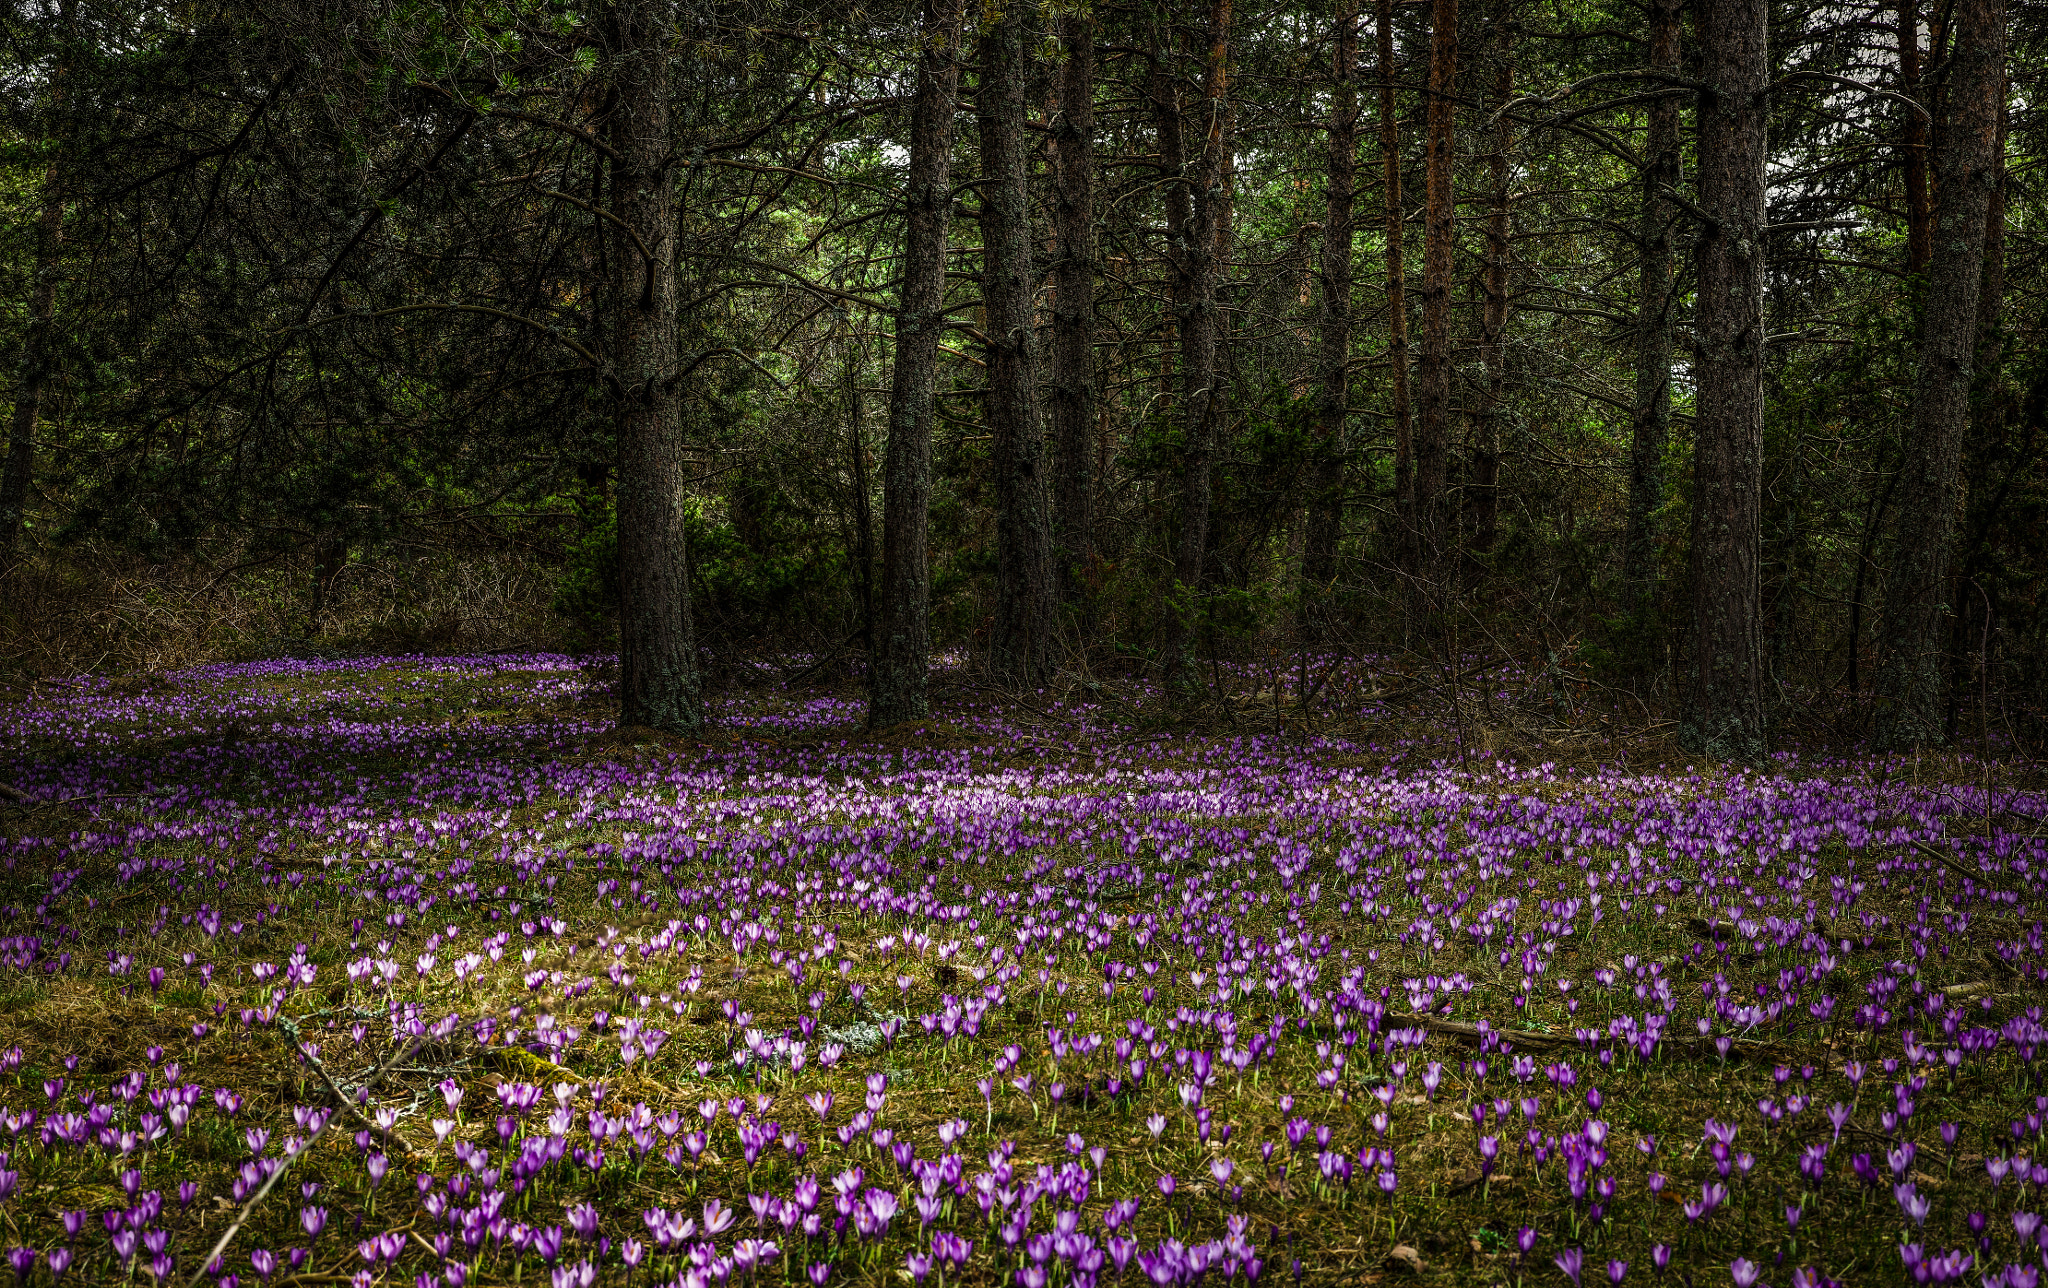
[0,652,2043,1288]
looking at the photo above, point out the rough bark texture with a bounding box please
[1300,0,1359,637]
[1378,0,1414,576]
[1049,9,1098,629]
[1155,0,1232,683]
[0,0,71,563]
[979,3,1055,686]
[1146,19,1189,505]
[612,0,703,734]
[1414,0,1457,614]
[1468,4,1512,559]
[1623,0,1682,597]
[847,342,876,646]
[1873,0,2004,750]
[1683,0,1769,760]
[0,172,63,562]
[1944,95,2007,742]
[868,0,963,728]
[1900,0,1932,277]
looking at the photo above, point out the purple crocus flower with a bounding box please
[1555,1247,1583,1286]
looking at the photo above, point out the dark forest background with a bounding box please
[0,0,2040,758]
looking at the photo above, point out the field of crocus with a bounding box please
[0,653,2043,1288]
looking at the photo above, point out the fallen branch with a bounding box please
[1386,1011,1778,1057]
[0,785,143,812]
[1909,839,2025,895]
[279,1017,419,1159]
[1385,1011,1572,1051]
[180,1036,421,1288]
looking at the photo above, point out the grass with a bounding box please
[0,653,2042,1288]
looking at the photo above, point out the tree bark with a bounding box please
[1147,17,1190,428]
[1900,0,1932,277]
[1155,0,1232,684]
[847,338,876,650]
[1378,0,1414,580]
[1301,0,1360,640]
[0,171,63,563]
[310,530,346,634]
[1943,94,2008,742]
[0,0,73,563]
[1050,8,1098,633]
[1414,0,1457,620]
[1874,0,2004,750]
[1682,0,1769,760]
[612,0,703,733]
[868,0,964,727]
[979,2,1056,686]
[1468,1,1512,559]
[1623,0,1682,598]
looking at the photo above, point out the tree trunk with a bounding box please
[1468,2,1512,559]
[1682,0,1769,760]
[869,0,964,727]
[1050,9,1098,634]
[1147,17,1190,428]
[1944,92,2008,742]
[612,0,703,733]
[1301,0,1359,640]
[1146,18,1188,600]
[980,2,1056,686]
[1900,0,1932,276]
[310,530,346,635]
[1378,0,1414,581]
[847,338,876,650]
[1845,461,1896,698]
[1623,0,1682,598]
[1155,0,1232,684]
[1874,0,2004,750]
[0,0,72,563]
[1414,0,1457,622]
[0,174,63,563]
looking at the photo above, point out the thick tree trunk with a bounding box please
[612,0,703,733]
[1378,0,1414,579]
[1147,19,1190,431]
[1682,0,1769,760]
[1146,18,1189,597]
[1468,3,1512,559]
[979,3,1056,686]
[847,341,876,649]
[868,0,964,727]
[1623,0,1682,598]
[1874,0,2003,750]
[0,175,63,563]
[1050,9,1098,632]
[1301,0,1359,639]
[1900,0,1932,276]
[1943,96,2007,742]
[0,0,72,563]
[1414,0,1457,620]
[1156,0,1232,683]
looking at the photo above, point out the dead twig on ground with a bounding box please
[179,1035,422,1288]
